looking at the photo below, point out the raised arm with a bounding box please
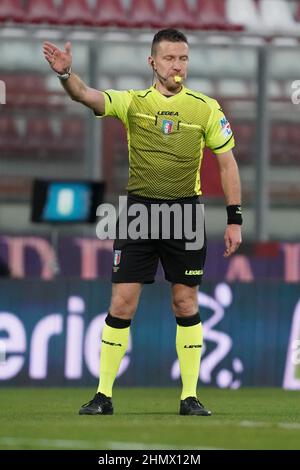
[43,41,105,115]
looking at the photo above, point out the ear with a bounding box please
[148,56,155,68]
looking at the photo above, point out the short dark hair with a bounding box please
[151,29,188,56]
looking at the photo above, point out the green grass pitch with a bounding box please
[0,387,300,450]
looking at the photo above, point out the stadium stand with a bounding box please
[128,0,162,29]
[25,117,56,158]
[93,0,128,28]
[271,123,291,165]
[192,0,243,31]
[0,116,21,155]
[114,76,147,90]
[217,79,249,97]
[26,0,59,24]
[231,122,255,165]
[2,72,65,110]
[0,0,299,207]
[60,0,94,26]
[0,0,25,24]
[0,0,298,33]
[161,0,195,30]
[226,0,263,30]
[259,0,299,32]
[60,117,85,159]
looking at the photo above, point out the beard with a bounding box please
[165,77,183,92]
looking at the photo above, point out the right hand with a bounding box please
[43,41,72,74]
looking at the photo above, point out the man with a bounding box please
[43,29,242,416]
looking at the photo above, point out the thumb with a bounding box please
[65,41,72,55]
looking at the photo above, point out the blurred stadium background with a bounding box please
[0,0,300,450]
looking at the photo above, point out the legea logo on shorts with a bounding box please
[95,196,205,251]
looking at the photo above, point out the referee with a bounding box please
[43,29,242,416]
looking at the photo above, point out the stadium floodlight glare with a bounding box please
[31,179,105,224]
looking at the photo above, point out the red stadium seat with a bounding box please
[193,0,243,31]
[271,123,291,165]
[161,0,196,30]
[26,118,54,140]
[289,124,300,163]
[201,149,223,196]
[295,0,300,22]
[289,123,300,145]
[25,118,56,158]
[60,118,85,158]
[0,117,21,154]
[61,117,84,140]
[128,0,163,29]
[232,122,255,164]
[21,74,46,91]
[93,0,129,28]
[3,73,48,108]
[26,0,59,24]
[61,0,94,26]
[0,0,25,23]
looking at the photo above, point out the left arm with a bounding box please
[215,150,242,258]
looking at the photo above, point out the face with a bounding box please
[149,40,189,91]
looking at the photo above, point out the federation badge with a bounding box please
[162,119,173,134]
[113,250,122,266]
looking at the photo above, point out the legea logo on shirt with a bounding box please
[220,117,232,138]
[162,119,173,134]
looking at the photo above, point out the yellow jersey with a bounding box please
[96,85,235,199]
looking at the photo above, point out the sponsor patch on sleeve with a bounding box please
[220,117,233,138]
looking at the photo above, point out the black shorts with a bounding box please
[111,194,207,286]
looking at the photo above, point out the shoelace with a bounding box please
[82,393,104,407]
[189,397,204,408]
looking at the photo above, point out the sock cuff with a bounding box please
[176,312,201,327]
[105,312,131,329]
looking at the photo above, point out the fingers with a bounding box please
[43,41,61,56]
[223,225,242,257]
[224,246,233,258]
[224,241,241,258]
[65,41,72,55]
[43,42,56,64]
[43,49,54,65]
[43,41,57,50]
[223,234,231,257]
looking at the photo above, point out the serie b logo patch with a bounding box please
[113,250,122,266]
[220,117,232,138]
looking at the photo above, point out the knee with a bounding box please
[109,293,137,319]
[172,296,198,317]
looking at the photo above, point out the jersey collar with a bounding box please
[151,84,185,101]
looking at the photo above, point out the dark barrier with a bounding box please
[1,235,300,282]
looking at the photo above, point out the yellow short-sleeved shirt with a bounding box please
[96,85,235,199]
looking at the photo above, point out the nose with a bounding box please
[173,63,181,72]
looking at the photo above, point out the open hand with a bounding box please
[223,225,242,258]
[43,41,72,74]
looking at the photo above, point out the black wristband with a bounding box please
[226,205,243,225]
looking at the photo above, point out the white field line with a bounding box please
[1,421,299,450]
[0,436,221,450]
